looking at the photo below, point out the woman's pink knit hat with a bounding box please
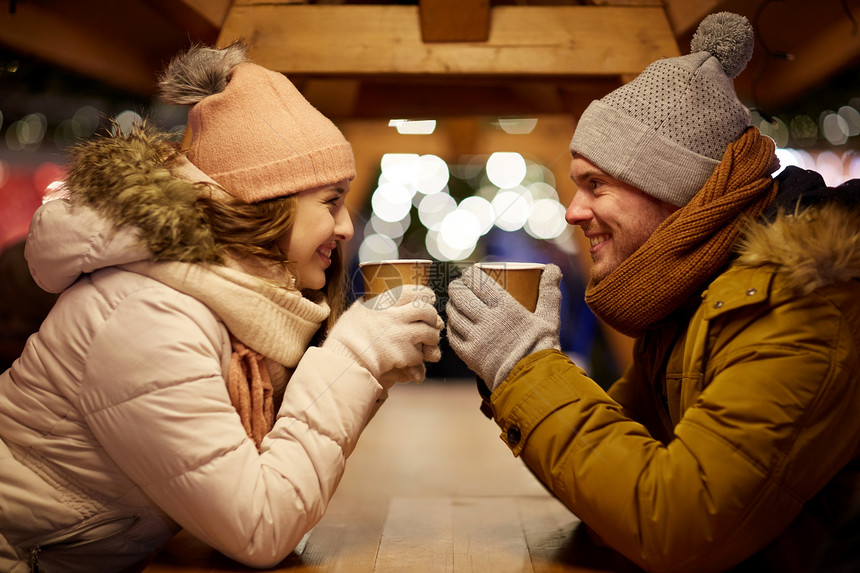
[159,41,355,203]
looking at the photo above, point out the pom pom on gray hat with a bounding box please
[569,12,755,207]
[690,12,754,78]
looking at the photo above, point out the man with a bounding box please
[446,12,860,573]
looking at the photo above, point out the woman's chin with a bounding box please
[303,276,326,291]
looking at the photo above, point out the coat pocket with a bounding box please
[25,511,139,572]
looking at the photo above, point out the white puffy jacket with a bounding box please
[0,141,383,572]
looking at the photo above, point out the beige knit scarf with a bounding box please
[585,128,779,338]
[122,259,329,449]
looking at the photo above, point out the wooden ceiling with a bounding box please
[2,0,859,121]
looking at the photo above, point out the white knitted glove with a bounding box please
[323,285,443,388]
[446,264,562,392]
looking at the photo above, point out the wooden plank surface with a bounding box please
[144,382,642,572]
[375,496,533,572]
[216,5,680,78]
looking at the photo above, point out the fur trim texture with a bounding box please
[65,123,221,263]
[737,203,860,294]
[159,41,248,106]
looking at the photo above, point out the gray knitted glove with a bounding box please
[446,264,562,392]
[323,285,443,388]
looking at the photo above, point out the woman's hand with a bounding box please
[323,285,444,387]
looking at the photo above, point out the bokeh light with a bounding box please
[358,233,399,263]
[417,192,456,232]
[381,153,421,185]
[369,212,410,240]
[838,106,860,137]
[7,113,47,151]
[758,116,790,148]
[115,110,142,135]
[371,182,413,223]
[821,111,849,146]
[848,153,860,179]
[426,229,475,262]
[773,148,802,176]
[525,199,567,240]
[498,118,538,135]
[439,208,481,251]
[789,114,818,147]
[528,181,559,202]
[486,152,526,189]
[492,187,532,232]
[815,151,844,186]
[389,119,436,135]
[415,154,449,195]
[458,195,495,235]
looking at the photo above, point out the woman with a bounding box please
[0,42,443,572]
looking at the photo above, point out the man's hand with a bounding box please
[446,264,562,392]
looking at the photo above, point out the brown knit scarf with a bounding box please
[584,128,779,338]
[228,336,275,449]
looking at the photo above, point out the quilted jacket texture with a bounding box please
[0,130,382,572]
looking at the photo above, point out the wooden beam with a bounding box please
[0,1,158,94]
[178,0,235,29]
[419,0,490,43]
[748,0,860,112]
[0,0,219,96]
[142,0,234,44]
[662,0,722,36]
[298,79,362,119]
[291,76,622,121]
[217,5,680,78]
[585,0,663,5]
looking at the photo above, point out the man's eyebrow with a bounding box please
[571,169,603,182]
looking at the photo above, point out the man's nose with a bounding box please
[565,191,592,226]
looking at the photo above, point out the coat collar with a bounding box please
[736,167,860,295]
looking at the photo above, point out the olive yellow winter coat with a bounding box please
[489,173,860,572]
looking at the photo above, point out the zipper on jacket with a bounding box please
[29,545,39,573]
[28,512,140,572]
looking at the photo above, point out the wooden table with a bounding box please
[144,381,643,572]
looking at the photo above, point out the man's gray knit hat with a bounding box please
[569,12,755,206]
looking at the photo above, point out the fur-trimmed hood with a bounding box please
[26,126,224,293]
[65,124,223,263]
[736,166,860,294]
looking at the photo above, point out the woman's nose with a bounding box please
[335,207,354,241]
